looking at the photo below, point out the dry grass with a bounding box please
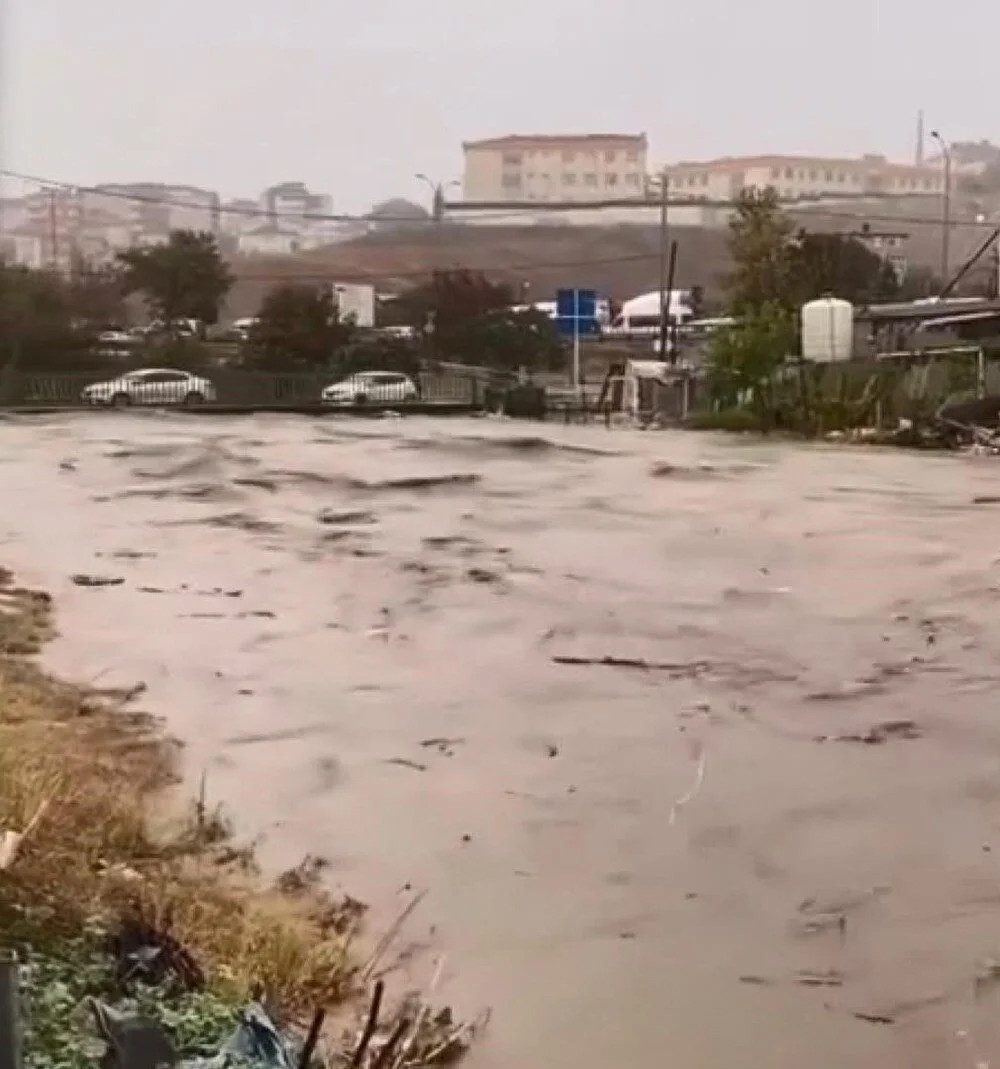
[0,570,361,1012]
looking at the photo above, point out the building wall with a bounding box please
[664,155,945,202]
[463,135,648,203]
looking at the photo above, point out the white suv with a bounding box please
[81,368,217,407]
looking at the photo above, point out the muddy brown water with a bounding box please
[7,410,1000,1066]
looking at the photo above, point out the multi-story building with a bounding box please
[261,182,333,224]
[662,154,945,202]
[462,133,648,203]
[89,183,220,238]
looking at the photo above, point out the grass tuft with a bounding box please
[0,574,362,1012]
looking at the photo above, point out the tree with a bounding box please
[788,232,900,306]
[118,230,233,328]
[392,269,564,371]
[726,188,796,314]
[396,269,514,335]
[0,264,94,372]
[706,302,797,426]
[247,283,354,370]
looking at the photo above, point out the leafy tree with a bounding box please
[246,283,354,370]
[788,232,900,306]
[0,264,93,372]
[118,230,233,328]
[396,269,514,335]
[393,269,564,371]
[726,188,796,313]
[440,307,566,373]
[65,258,128,329]
[706,302,797,426]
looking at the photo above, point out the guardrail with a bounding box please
[0,369,485,409]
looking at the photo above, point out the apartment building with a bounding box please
[462,133,648,203]
[262,181,332,223]
[663,154,945,202]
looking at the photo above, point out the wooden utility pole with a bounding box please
[657,172,670,360]
[47,189,59,271]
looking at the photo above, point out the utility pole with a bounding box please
[930,130,951,283]
[657,171,670,361]
[47,189,59,272]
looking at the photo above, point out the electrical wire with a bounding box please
[3,165,994,231]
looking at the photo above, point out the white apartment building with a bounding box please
[462,133,648,203]
[663,154,945,202]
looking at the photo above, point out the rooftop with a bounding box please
[667,154,941,175]
[464,133,647,151]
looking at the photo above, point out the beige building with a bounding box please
[663,154,945,202]
[462,133,648,203]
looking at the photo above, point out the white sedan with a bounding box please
[81,368,217,407]
[321,371,418,406]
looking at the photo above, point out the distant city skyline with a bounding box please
[4,0,998,214]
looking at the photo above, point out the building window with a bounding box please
[583,173,597,187]
[605,173,619,187]
[562,173,577,186]
[771,167,780,179]
[837,173,846,182]
[809,170,817,181]
[784,167,793,179]
[626,150,639,162]
[562,151,575,163]
[624,173,640,187]
[701,174,709,186]
[604,150,616,163]
[825,170,833,181]
[501,173,522,189]
[501,152,523,166]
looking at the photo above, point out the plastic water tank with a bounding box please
[801,297,853,363]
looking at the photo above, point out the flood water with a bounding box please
[7,410,1000,1067]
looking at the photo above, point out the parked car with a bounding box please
[81,368,217,407]
[321,371,418,406]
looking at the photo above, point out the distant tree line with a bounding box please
[1,229,567,376]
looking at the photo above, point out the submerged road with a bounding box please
[5,410,1000,1067]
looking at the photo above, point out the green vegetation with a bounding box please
[702,188,954,438]
[389,269,566,374]
[118,231,233,329]
[246,283,355,370]
[0,572,359,1062]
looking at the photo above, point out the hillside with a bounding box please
[222,197,993,319]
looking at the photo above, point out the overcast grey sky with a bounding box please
[3,0,997,213]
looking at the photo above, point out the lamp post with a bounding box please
[930,130,951,283]
[415,175,459,223]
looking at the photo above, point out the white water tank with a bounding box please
[801,297,853,363]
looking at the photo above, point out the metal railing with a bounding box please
[0,369,484,409]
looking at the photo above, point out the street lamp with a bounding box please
[930,130,951,284]
[415,174,459,222]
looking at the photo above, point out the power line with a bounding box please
[0,168,442,225]
[5,166,996,232]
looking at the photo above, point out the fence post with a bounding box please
[0,950,22,1069]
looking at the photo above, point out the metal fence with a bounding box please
[0,368,484,409]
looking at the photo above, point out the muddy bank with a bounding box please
[6,410,1000,1067]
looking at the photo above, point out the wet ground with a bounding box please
[6,410,1000,1067]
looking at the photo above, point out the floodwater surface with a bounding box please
[5,410,1000,1067]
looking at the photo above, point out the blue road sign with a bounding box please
[556,288,598,338]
